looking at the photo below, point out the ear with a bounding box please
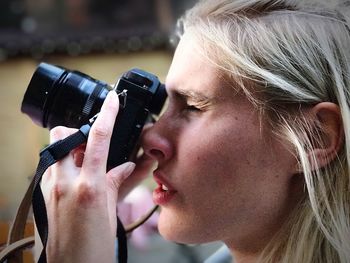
[307,102,344,171]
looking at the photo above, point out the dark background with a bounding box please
[0,0,197,61]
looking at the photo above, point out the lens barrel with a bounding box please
[21,63,110,129]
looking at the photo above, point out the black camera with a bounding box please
[21,62,167,169]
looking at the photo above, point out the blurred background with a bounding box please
[0,0,224,262]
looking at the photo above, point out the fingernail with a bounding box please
[122,162,136,175]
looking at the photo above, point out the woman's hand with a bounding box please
[40,91,135,263]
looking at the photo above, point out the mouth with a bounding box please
[160,184,169,191]
[153,170,177,205]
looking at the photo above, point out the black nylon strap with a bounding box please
[33,153,54,263]
[32,124,128,263]
[117,217,128,262]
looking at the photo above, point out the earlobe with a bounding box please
[307,102,344,171]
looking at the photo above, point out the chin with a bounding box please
[157,210,211,244]
[158,223,194,244]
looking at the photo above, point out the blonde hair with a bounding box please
[178,0,350,262]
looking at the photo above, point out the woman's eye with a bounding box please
[185,104,201,112]
[185,104,202,112]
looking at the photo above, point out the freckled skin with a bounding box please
[143,34,301,256]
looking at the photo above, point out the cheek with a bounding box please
[179,117,264,179]
[174,119,259,210]
[177,117,293,213]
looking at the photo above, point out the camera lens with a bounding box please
[21,62,110,129]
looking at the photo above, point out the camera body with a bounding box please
[21,63,167,169]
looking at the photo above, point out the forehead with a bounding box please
[165,34,224,97]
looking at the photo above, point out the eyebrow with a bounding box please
[168,88,219,110]
[172,89,214,103]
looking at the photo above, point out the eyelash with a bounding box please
[185,103,201,112]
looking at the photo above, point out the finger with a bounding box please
[106,162,135,231]
[118,153,155,200]
[43,127,80,183]
[72,144,86,167]
[107,162,136,189]
[42,127,81,201]
[51,127,80,172]
[107,162,136,204]
[50,126,78,143]
[82,91,119,176]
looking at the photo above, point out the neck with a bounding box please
[227,244,262,263]
[229,249,259,263]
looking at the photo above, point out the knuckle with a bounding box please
[50,126,77,142]
[91,123,110,139]
[87,153,104,167]
[75,181,99,207]
[50,183,67,202]
[50,126,65,142]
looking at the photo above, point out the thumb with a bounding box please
[118,154,155,200]
[106,162,135,234]
[107,162,136,192]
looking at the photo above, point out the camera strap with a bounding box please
[32,123,128,263]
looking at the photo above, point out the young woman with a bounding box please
[40,0,350,262]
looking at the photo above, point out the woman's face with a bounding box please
[142,34,301,252]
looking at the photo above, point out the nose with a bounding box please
[141,123,173,162]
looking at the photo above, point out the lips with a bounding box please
[152,170,177,205]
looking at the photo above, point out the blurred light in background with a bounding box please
[0,0,197,61]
